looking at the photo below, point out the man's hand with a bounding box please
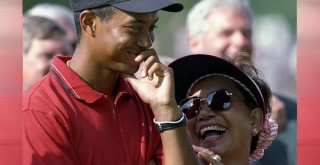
[126,50,202,165]
[125,49,181,121]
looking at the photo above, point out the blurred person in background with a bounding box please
[23,15,72,91]
[187,0,253,59]
[25,3,77,51]
[185,0,296,164]
[253,14,296,101]
[252,15,297,165]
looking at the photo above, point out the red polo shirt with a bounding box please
[23,56,163,165]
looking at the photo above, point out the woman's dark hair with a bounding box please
[73,5,116,43]
[227,53,272,154]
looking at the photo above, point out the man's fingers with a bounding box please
[147,62,163,80]
[135,49,160,78]
[142,55,158,78]
[134,48,159,63]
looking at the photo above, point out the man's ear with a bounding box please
[250,107,264,132]
[79,10,97,37]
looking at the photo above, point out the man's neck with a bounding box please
[68,46,120,97]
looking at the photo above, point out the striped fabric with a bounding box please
[249,113,278,162]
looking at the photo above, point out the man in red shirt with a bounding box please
[23,0,202,164]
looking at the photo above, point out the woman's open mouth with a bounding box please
[200,125,226,141]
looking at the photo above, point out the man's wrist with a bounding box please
[153,113,187,132]
[151,103,182,121]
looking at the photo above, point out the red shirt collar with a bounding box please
[50,56,132,104]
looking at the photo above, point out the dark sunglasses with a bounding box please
[178,89,233,119]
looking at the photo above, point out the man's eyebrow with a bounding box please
[153,17,159,24]
[130,17,159,24]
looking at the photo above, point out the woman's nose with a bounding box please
[197,104,217,120]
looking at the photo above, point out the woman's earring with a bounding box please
[252,128,258,136]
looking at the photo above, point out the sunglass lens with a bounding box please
[208,90,231,111]
[179,98,200,119]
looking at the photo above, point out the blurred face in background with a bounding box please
[23,34,72,91]
[55,18,77,50]
[189,9,252,59]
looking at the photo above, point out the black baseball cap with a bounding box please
[70,0,183,13]
[168,54,266,114]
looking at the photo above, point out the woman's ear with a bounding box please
[250,107,264,132]
[79,10,97,37]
